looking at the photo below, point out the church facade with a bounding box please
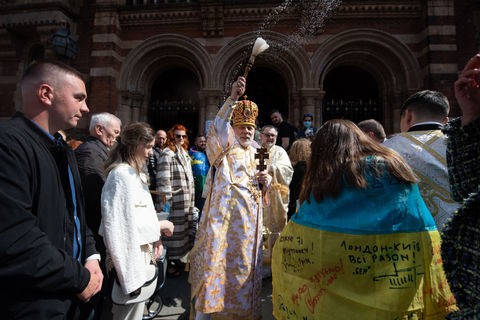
[0,0,477,135]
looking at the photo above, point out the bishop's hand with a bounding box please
[230,76,246,101]
[256,170,271,187]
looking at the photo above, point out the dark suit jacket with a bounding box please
[75,136,108,244]
[0,112,96,319]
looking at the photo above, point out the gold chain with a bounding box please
[141,244,157,266]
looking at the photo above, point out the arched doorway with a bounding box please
[149,68,200,139]
[243,66,289,128]
[322,66,381,124]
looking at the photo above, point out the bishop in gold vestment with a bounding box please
[189,77,270,320]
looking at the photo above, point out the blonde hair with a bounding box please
[289,138,311,166]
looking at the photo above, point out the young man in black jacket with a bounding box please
[0,59,102,319]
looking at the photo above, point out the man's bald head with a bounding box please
[155,130,167,148]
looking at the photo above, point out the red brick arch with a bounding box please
[311,28,421,133]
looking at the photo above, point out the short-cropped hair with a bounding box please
[261,125,278,134]
[22,59,85,85]
[400,90,449,119]
[357,119,386,141]
[269,109,282,116]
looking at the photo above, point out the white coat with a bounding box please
[100,164,160,294]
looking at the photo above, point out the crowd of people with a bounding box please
[0,53,479,320]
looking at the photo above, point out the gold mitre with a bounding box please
[232,99,258,127]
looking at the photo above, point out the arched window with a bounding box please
[149,68,200,137]
[323,66,381,124]
[242,66,288,128]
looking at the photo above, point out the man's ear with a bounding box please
[95,124,104,136]
[38,84,54,106]
[442,117,449,125]
[404,109,414,127]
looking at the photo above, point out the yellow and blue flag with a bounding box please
[272,164,457,319]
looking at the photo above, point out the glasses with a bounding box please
[175,134,186,139]
[263,133,277,138]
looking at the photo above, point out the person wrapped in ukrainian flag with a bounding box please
[272,119,458,320]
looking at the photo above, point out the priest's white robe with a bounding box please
[262,145,293,265]
[383,129,460,231]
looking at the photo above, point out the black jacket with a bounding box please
[287,161,307,220]
[0,112,97,319]
[75,136,108,242]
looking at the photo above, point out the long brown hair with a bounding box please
[166,124,189,152]
[104,122,154,178]
[299,119,417,204]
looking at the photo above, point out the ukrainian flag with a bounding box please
[272,166,457,319]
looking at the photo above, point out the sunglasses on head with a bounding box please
[175,134,186,139]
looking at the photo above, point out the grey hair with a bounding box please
[89,112,121,134]
[261,125,278,134]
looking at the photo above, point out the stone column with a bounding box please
[118,90,133,124]
[290,92,301,128]
[300,88,324,129]
[199,88,223,134]
[131,93,144,122]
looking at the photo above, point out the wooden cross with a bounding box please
[255,147,269,189]
[255,147,269,171]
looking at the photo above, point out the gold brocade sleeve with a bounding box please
[203,97,237,199]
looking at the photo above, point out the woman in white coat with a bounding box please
[100,122,174,319]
